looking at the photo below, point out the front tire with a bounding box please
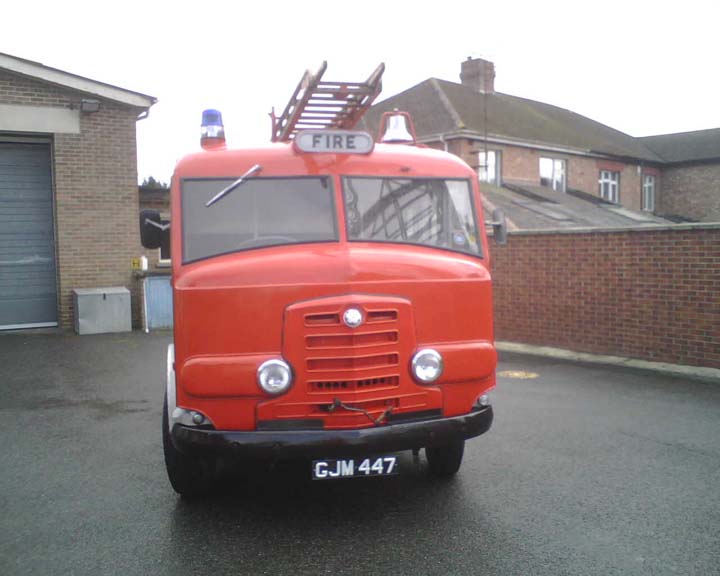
[425,440,465,477]
[162,395,213,498]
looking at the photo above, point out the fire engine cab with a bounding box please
[140,63,507,497]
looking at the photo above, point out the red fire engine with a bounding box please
[140,63,506,496]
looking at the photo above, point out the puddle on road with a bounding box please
[497,370,539,379]
[5,397,151,419]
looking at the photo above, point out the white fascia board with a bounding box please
[0,53,156,109]
[419,130,607,159]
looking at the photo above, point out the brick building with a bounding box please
[0,53,155,330]
[640,128,720,221]
[363,57,719,223]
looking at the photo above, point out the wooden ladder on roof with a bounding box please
[270,61,385,142]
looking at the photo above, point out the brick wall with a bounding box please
[0,69,145,329]
[619,163,642,211]
[659,163,720,222]
[491,225,720,368]
[567,154,601,195]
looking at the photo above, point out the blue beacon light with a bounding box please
[201,109,225,150]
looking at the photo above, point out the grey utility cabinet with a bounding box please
[73,287,131,335]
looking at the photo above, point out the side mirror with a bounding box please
[140,209,169,249]
[486,208,507,246]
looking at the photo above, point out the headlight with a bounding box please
[411,349,443,384]
[257,359,293,395]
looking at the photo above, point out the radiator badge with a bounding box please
[343,308,363,328]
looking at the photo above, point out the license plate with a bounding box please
[312,456,398,480]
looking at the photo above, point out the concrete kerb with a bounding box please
[497,341,720,382]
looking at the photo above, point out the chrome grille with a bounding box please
[303,307,401,385]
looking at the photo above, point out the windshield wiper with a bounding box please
[205,164,262,207]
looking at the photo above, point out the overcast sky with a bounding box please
[3,0,718,183]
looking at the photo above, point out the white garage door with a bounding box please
[0,142,57,329]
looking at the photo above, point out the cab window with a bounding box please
[181,177,337,263]
[343,177,481,257]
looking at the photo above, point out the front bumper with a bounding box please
[172,404,493,459]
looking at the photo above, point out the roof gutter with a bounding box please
[420,130,598,157]
[420,130,662,164]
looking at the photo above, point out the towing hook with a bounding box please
[328,398,393,426]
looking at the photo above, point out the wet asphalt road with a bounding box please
[1,331,719,576]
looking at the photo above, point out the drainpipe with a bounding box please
[439,133,449,152]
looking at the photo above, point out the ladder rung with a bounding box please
[307,95,364,102]
[317,81,370,89]
[296,120,334,126]
[312,88,372,96]
[305,103,348,109]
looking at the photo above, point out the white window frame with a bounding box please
[599,170,620,203]
[642,174,656,212]
[477,150,501,186]
[539,157,566,192]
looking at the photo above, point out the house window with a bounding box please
[642,175,655,212]
[157,214,171,266]
[539,157,566,192]
[599,170,620,203]
[478,150,501,186]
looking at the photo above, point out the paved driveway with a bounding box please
[1,331,718,575]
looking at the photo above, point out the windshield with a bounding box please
[181,177,337,263]
[343,177,481,256]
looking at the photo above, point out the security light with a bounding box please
[80,99,100,113]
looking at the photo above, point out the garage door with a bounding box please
[0,142,57,329]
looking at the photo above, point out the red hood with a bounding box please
[173,243,493,362]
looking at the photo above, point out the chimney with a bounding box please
[460,57,495,93]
